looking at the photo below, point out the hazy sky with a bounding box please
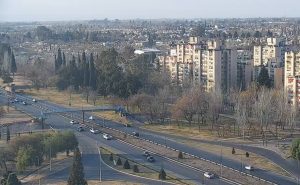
[0,0,300,22]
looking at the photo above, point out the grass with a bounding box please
[94,111,130,125]
[100,147,191,185]
[143,123,291,177]
[0,106,32,126]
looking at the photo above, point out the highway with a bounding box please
[0,93,233,185]
[17,94,298,185]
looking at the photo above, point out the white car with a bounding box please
[204,172,214,179]
[32,98,37,102]
[103,133,113,140]
[90,128,100,134]
[245,165,254,171]
[70,120,79,124]
[89,116,94,120]
[22,101,27,105]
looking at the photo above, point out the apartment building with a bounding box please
[284,51,300,106]
[159,37,237,92]
[253,37,285,85]
[237,50,253,90]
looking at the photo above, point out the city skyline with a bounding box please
[1,0,300,22]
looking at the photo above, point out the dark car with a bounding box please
[143,151,150,157]
[77,126,84,132]
[132,132,139,137]
[147,156,155,162]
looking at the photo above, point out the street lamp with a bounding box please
[97,142,102,182]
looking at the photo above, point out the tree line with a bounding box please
[0,131,78,184]
[55,47,164,99]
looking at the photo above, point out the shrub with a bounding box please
[133,165,139,173]
[123,159,130,169]
[245,152,249,158]
[116,157,122,165]
[158,168,166,180]
[109,153,113,161]
[178,151,183,159]
[232,147,236,154]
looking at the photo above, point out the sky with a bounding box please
[0,0,300,22]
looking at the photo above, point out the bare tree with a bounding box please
[90,90,98,106]
[208,88,223,131]
[172,90,197,125]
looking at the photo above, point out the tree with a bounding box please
[172,90,197,125]
[254,31,261,38]
[67,147,87,185]
[291,138,300,160]
[245,152,250,158]
[10,51,17,76]
[6,127,10,142]
[133,165,139,173]
[232,147,236,154]
[158,168,166,180]
[257,66,271,88]
[89,90,98,106]
[123,159,130,169]
[208,88,223,131]
[178,151,183,159]
[116,157,122,165]
[109,153,113,161]
[16,146,35,172]
[5,173,21,185]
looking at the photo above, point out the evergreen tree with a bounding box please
[123,159,130,169]
[6,173,21,185]
[133,165,139,173]
[257,66,271,88]
[89,53,96,89]
[6,127,10,142]
[158,168,166,180]
[57,48,63,70]
[62,52,66,67]
[10,51,17,76]
[67,147,87,185]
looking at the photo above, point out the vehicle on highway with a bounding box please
[77,126,84,132]
[132,131,139,137]
[14,98,19,102]
[143,151,150,157]
[89,116,94,120]
[70,120,79,124]
[90,128,100,134]
[147,156,155,162]
[103,133,113,140]
[32,98,37,102]
[22,101,27,105]
[245,165,254,171]
[124,123,131,127]
[10,100,14,103]
[204,172,215,179]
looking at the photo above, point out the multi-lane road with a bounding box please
[1,90,299,185]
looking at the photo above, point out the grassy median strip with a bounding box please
[100,147,191,185]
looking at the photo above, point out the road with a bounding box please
[7,91,299,185]
[0,93,233,185]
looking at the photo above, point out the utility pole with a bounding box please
[97,142,102,183]
[50,145,52,171]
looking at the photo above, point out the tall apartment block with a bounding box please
[253,37,285,85]
[284,51,300,106]
[159,37,237,93]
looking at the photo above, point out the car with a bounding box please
[204,172,215,179]
[90,128,100,134]
[22,101,27,105]
[124,123,131,127]
[32,98,37,102]
[147,156,155,162]
[103,133,113,140]
[89,116,94,120]
[132,132,139,137]
[10,100,14,103]
[245,165,254,171]
[77,126,84,132]
[14,98,19,102]
[70,120,79,124]
[143,151,150,157]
